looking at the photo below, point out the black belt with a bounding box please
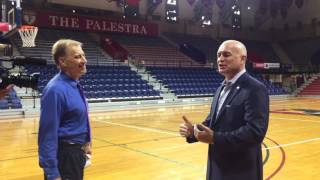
[59,141,83,149]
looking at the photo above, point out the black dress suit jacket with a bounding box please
[187,72,269,180]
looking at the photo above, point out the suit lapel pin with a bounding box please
[236,86,240,90]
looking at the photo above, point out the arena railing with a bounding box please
[132,59,214,68]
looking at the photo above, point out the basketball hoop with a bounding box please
[18,25,38,47]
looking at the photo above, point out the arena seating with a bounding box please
[108,34,196,66]
[11,28,287,101]
[252,74,287,95]
[108,34,170,47]
[299,76,320,95]
[162,33,280,64]
[25,64,161,101]
[11,28,164,101]
[162,32,219,63]
[147,66,287,97]
[12,29,114,65]
[147,66,223,97]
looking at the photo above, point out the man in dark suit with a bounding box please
[179,40,269,180]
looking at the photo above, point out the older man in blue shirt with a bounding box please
[38,39,91,180]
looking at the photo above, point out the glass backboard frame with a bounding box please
[1,0,22,39]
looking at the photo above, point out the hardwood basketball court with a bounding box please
[0,97,320,179]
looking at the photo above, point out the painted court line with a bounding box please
[265,137,320,150]
[94,120,320,151]
[151,143,197,153]
[171,111,320,123]
[272,117,320,123]
[94,119,179,136]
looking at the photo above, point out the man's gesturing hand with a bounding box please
[179,116,193,138]
[194,123,214,144]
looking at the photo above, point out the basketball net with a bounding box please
[18,25,38,47]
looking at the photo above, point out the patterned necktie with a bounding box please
[216,81,232,116]
[77,83,91,142]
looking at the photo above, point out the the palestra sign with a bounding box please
[23,10,158,36]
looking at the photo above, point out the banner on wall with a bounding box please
[253,63,280,69]
[22,10,158,36]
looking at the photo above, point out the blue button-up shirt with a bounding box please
[38,71,89,180]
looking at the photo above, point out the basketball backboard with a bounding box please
[1,0,22,38]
